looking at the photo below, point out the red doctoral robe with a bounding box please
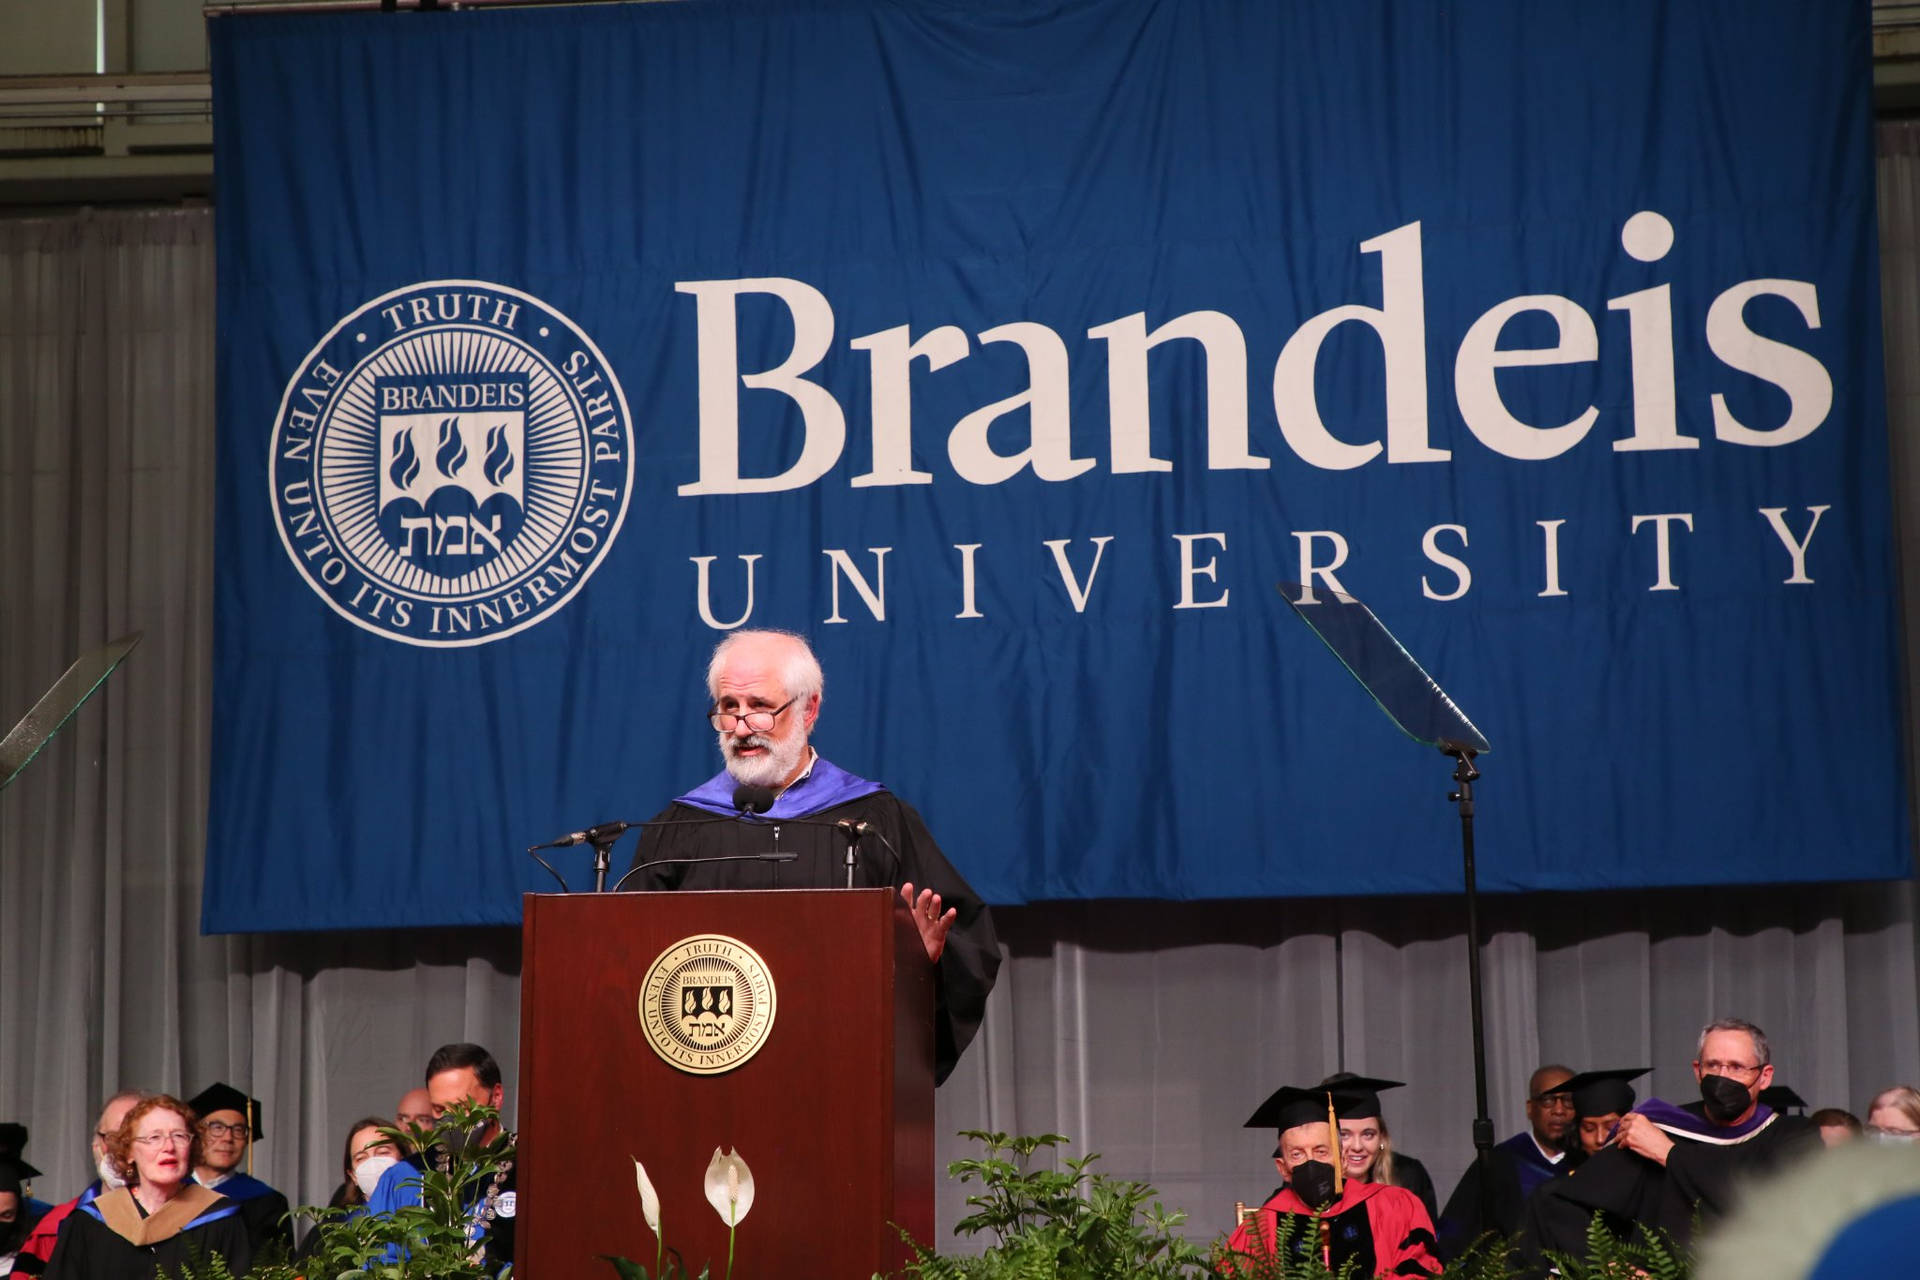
[1225,1179,1443,1278]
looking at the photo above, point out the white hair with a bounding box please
[706,629,824,708]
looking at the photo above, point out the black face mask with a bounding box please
[435,1120,479,1158]
[1699,1074,1752,1124]
[1290,1159,1340,1209]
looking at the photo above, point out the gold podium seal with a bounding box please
[638,934,776,1075]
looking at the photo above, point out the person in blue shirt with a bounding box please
[367,1044,515,1276]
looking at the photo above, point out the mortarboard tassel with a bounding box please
[1327,1091,1343,1199]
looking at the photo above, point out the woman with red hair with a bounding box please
[45,1095,252,1279]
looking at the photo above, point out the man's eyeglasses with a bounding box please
[1697,1060,1764,1081]
[1530,1092,1575,1111]
[132,1131,193,1147]
[200,1120,252,1138]
[707,697,796,733]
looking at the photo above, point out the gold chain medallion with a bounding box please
[638,934,777,1075]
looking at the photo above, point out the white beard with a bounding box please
[96,1155,126,1190]
[720,730,805,790]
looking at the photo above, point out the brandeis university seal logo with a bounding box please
[639,935,777,1075]
[270,280,633,646]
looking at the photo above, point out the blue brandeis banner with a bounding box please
[206,0,1904,932]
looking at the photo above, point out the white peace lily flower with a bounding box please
[703,1147,755,1225]
[632,1157,661,1238]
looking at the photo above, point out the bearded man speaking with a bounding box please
[623,629,1000,1084]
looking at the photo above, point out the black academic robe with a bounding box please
[1516,1102,1819,1273]
[628,789,1001,1085]
[44,1193,252,1280]
[1437,1132,1569,1260]
[197,1172,290,1254]
[1385,1152,1439,1227]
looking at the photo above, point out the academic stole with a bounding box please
[94,1186,224,1247]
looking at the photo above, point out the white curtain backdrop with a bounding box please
[5,121,1920,1244]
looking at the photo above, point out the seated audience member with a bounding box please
[22,1093,144,1267]
[45,1095,251,1280]
[328,1118,402,1215]
[1561,1067,1649,1155]
[1318,1073,1439,1224]
[296,1117,400,1265]
[0,1164,45,1276]
[1225,1083,1441,1277]
[368,1044,515,1276]
[394,1090,434,1147]
[1809,1107,1862,1146]
[0,1127,51,1223]
[1519,1017,1820,1267]
[1438,1063,1575,1256]
[186,1084,289,1254]
[1865,1085,1920,1143]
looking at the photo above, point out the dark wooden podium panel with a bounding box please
[518,889,935,1278]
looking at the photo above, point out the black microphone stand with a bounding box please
[589,828,621,893]
[843,822,866,889]
[1446,744,1496,1212]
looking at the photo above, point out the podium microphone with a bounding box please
[721,784,901,888]
[732,783,777,815]
[528,820,639,851]
[526,812,744,893]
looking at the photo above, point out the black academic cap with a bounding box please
[1759,1084,1808,1113]
[1246,1084,1348,1134]
[0,1164,20,1198]
[186,1083,262,1140]
[1561,1068,1649,1118]
[1315,1073,1408,1121]
[0,1125,40,1180]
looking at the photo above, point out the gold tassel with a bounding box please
[1327,1092,1343,1199]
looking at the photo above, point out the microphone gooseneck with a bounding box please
[609,851,798,893]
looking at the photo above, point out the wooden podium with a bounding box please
[517,889,936,1277]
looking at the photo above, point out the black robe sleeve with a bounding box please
[237,1190,292,1254]
[888,797,1000,1079]
[1657,1113,1820,1236]
[625,792,1001,1084]
[1437,1147,1526,1260]
[1389,1152,1440,1227]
